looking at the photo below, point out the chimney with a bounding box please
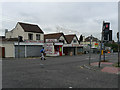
[5,29,8,33]
[5,29,8,38]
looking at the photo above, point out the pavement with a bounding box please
[2,53,119,88]
[82,53,120,75]
[83,61,120,74]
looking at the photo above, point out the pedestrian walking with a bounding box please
[40,48,46,60]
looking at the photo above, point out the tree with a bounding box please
[79,35,83,42]
[104,42,119,52]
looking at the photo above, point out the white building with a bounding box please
[1,22,44,58]
[44,33,67,56]
[64,34,83,55]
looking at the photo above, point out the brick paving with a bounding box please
[91,62,113,66]
[90,61,120,74]
[101,67,120,74]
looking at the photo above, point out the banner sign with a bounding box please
[95,43,99,47]
[44,43,53,54]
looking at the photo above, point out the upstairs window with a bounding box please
[73,39,77,43]
[36,34,40,40]
[59,40,64,44]
[28,33,33,40]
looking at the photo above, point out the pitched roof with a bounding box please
[44,33,68,43]
[44,33,64,40]
[18,22,44,33]
[65,34,79,44]
[85,36,100,42]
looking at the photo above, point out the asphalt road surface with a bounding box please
[2,53,119,88]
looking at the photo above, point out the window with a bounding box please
[36,34,40,40]
[59,40,64,44]
[73,39,77,43]
[28,33,33,40]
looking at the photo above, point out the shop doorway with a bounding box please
[54,45,62,56]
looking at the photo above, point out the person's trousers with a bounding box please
[41,53,45,59]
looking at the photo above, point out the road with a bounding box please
[2,53,119,88]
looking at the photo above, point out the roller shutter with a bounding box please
[26,45,42,57]
[15,45,25,58]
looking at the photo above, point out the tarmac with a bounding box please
[2,53,119,88]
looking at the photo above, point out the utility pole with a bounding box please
[89,35,92,65]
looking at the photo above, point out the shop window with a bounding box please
[28,33,33,40]
[36,34,40,40]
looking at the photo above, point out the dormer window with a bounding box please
[28,33,33,40]
[36,34,40,40]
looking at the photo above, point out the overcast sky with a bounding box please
[0,2,118,41]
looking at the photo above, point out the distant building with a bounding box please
[79,35,100,53]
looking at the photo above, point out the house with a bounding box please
[64,34,83,55]
[44,33,68,56]
[2,22,44,58]
[6,22,44,41]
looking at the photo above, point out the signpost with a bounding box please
[89,35,92,65]
[99,31,104,68]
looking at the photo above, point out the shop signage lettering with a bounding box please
[46,39,57,43]
[24,40,44,43]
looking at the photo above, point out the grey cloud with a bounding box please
[1,2,118,41]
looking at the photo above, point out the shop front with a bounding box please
[63,44,83,56]
[44,43,63,56]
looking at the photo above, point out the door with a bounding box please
[0,47,5,58]
[2,47,5,58]
[59,45,62,56]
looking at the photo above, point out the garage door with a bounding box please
[26,45,42,57]
[15,45,25,58]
